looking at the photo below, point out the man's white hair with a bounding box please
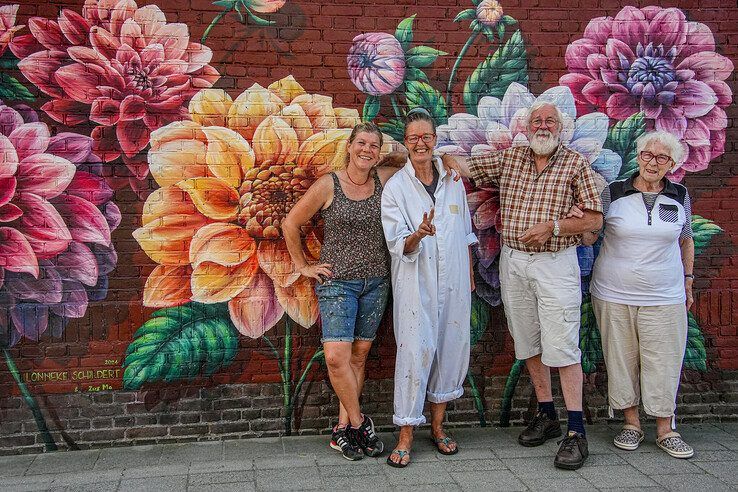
[635,130,685,167]
[525,101,564,130]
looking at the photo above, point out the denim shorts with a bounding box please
[315,276,390,343]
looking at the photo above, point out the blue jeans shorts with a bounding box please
[315,276,390,343]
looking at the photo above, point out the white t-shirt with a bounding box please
[590,174,691,306]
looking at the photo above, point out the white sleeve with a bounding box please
[461,182,478,246]
[381,182,422,262]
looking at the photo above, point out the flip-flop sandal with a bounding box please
[431,435,459,455]
[386,449,411,468]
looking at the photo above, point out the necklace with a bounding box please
[346,167,370,186]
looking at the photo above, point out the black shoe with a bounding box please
[554,431,589,470]
[330,425,364,461]
[351,415,384,457]
[518,412,562,447]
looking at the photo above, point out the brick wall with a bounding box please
[0,0,736,454]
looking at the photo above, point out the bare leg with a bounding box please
[623,406,641,429]
[388,425,414,466]
[430,401,456,453]
[324,341,362,428]
[558,363,583,411]
[337,341,373,426]
[656,416,672,438]
[526,355,553,402]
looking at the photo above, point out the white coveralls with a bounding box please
[381,158,477,426]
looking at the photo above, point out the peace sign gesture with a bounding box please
[416,208,436,238]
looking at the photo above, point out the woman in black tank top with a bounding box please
[283,122,400,461]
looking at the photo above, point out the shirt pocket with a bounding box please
[658,203,679,223]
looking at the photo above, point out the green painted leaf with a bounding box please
[462,30,528,115]
[454,8,476,22]
[496,24,505,41]
[0,51,19,70]
[378,118,405,141]
[470,292,490,346]
[404,80,448,125]
[213,0,236,7]
[501,15,517,26]
[684,312,707,372]
[123,302,240,389]
[691,215,723,256]
[246,9,275,26]
[0,73,34,102]
[395,15,416,52]
[404,67,429,83]
[603,112,646,180]
[362,95,380,122]
[405,45,447,69]
[579,296,602,374]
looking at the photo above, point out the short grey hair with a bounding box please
[635,130,685,167]
[525,101,564,131]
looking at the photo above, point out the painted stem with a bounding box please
[201,6,233,44]
[498,358,525,427]
[262,336,286,382]
[283,318,293,435]
[284,348,324,428]
[390,94,403,120]
[466,371,487,427]
[3,348,57,451]
[446,31,480,114]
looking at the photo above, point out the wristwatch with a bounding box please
[552,219,560,237]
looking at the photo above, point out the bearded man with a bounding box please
[448,102,603,470]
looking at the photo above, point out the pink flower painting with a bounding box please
[560,6,733,180]
[348,32,406,96]
[0,4,23,58]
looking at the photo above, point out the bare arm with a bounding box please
[519,210,603,248]
[282,175,334,280]
[680,236,695,311]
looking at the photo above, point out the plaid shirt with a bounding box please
[469,145,603,253]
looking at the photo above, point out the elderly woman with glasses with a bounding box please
[381,108,477,467]
[582,130,695,459]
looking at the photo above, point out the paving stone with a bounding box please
[651,473,735,492]
[223,438,283,461]
[621,451,705,475]
[94,446,161,470]
[117,475,188,491]
[120,464,189,478]
[0,455,34,477]
[693,460,738,484]
[450,470,527,491]
[188,470,254,486]
[330,475,394,492]
[382,461,455,487]
[440,457,507,472]
[255,467,323,491]
[51,469,123,486]
[585,453,627,466]
[188,459,253,474]
[0,474,56,492]
[278,435,327,457]
[318,460,383,478]
[577,464,660,489]
[60,480,120,492]
[492,441,561,459]
[158,441,223,465]
[188,483,256,492]
[503,456,584,479]
[253,455,316,470]
[31,450,100,475]
[688,449,738,462]
[519,476,595,491]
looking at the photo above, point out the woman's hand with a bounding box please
[417,208,436,238]
[685,277,694,311]
[298,263,333,283]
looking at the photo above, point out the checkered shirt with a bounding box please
[468,145,603,253]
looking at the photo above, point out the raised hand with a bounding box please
[417,208,436,238]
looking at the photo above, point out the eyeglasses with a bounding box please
[639,151,673,166]
[405,133,436,144]
[530,117,559,129]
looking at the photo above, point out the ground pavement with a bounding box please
[1,422,737,491]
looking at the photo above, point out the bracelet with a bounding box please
[684,274,694,279]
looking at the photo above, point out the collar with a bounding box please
[402,156,447,181]
[525,144,565,166]
[623,172,679,199]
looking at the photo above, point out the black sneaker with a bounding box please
[518,411,562,447]
[554,431,589,470]
[351,415,384,457]
[329,425,363,461]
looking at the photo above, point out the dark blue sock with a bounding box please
[538,401,556,421]
[567,410,586,436]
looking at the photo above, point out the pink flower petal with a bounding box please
[709,128,725,160]
[28,17,64,51]
[65,171,114,205]
[0,5,19,31]
[54,63,106,104]
[0,202,21,221]
[606,93,640,120]
[15,153,76,199]
[116,119,151,157]
[655,109,687,139]
[15,192,72,259]
[91,125,121,162]
[611,6,648,49]
[647,8,686,51]
[0,134,19,178]
[683,119,711,148]
[88,25,121,60]
[58,8,91,46]
[132,4,167,39]
[50,280,89,318]
[564,40,601,75]
[119,94,147,121]
[11,303,49,341]
[182,42,213,72]
[119,18,145,51]
[699,106,727,132]
[9,33,44,59]
[109,0,138,37]
[0,227,38,277]
[677,52,734,82]
[46,133,94,163]
[17,50,67,99]
[679,22,715,59]
[151,23,188,60]
[0,177,16,208]
[54,242,98,286]
[705,80,732,107]
[0,104,24,136]
[674,79,717,119]
[41,99,91,126]
[605,38,634,71]
[228,271,284,338]
[582,16,613,45]
[9,122,50,161]
[51,194,111,246]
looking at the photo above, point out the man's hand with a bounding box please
[440,154,462,182]
[417,208,436,238]
[298,263,333,283]
[565,203,585,219]
[519,221,553,247]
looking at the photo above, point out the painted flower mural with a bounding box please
[133,75,393,338]
[10,0,219,178]
[560,6,734,180]
[0,100,119,348]
[436,82,618,305]
[0,4,23,57]
[348,32,406,97]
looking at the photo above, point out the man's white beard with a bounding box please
[529,131,560,156]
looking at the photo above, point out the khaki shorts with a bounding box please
[592,296,688,417]
[499,245,582,367]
